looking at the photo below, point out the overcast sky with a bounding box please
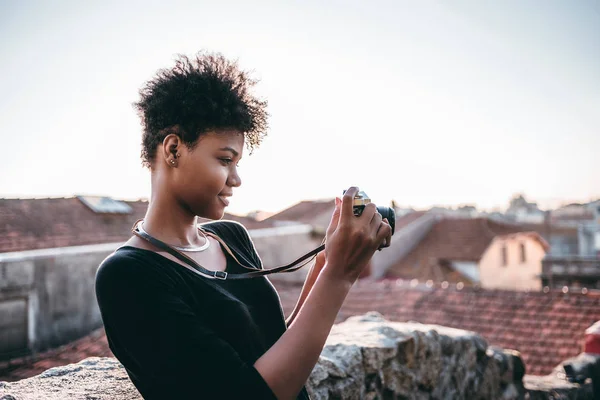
[1,0,598,215]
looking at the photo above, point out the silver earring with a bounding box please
[170,159,176,165]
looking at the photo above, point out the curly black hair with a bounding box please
[134,51,268,168]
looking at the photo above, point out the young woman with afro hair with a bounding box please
[95,51,392,400]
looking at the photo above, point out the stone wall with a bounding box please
[1,313,594,399]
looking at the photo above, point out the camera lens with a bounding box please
[377,206,395,235]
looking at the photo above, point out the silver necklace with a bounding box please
[138,222,211,252]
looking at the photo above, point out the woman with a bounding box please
[95,52,392,400]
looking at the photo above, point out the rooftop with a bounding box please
[1,281,598,381]
[385,217,529,280]
[263,199,335,225]
[0,197,272,253]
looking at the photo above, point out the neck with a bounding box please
[142,181,205,248]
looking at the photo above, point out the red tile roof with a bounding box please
[0,197,151,253]
[386,217,529,280]
[221,214,278,230]
[0,328,111,382]
[276,280,600,376]
[0,197,270,253]
[264,200,418,234]
[264,199,335,225]
[394,211,427,231]
[2,281,597,381]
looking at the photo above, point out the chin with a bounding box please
[195,208,223,221]
[198,213,222,221]
[194,200,227,221]
[208,206,227,221]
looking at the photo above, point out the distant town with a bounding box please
[1,193,599,386]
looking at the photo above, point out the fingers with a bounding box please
[369,207,382,230]
[361,202,377,221]
[333,197,341,219]
[341,187,359,219]
[340,187,390,252]
[384,218,392,248]
[325,197,342,238]
[376,218,392,250]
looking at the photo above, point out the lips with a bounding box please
[218,196,230,206]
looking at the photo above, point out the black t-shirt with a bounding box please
[95,220,311,400]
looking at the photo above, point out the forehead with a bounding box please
[199,130,245,152]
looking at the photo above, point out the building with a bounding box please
[372,217,549,291]
[479,231,549,291]
[538,200,600,290]
[2,197,598,383]
[505,194,546,224]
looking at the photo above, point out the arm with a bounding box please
[255,267,352,400]
[285,254,325,328]
[285,200,341,328]
[254,188,393,400]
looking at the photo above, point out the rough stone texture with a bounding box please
[308,312,511,399]
[0,313,594,399]
[0,357,140,400]
[307,312,593,400]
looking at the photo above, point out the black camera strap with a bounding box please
[130,219,325,280]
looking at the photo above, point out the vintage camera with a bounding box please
[343,190,396,235]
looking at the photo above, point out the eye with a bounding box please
[219,158,241,167]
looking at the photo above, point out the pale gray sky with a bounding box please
[1,0,598,215]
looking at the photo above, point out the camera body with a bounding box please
[344,190,396,235]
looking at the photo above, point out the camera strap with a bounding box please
[130,219,325,280]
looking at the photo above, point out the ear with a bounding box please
[161,133,182,168]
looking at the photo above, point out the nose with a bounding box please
[228,168,242,188]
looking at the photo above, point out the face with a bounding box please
[164,130,244,220]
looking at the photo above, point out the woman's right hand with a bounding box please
[321,186,392,284]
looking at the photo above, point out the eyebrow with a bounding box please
[219,147,240,157]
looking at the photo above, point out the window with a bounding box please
[501,245,508,266]
[519,242,526,263]
[77,196,132,214]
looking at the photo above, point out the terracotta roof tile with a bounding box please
[265,201,417,233]
[0,328,112,382]
[393,211,428,231]
[386,217,531,280]
[0,197,273,253]
[264,199,335,225]
[0,197,147,253]
[273,280,600,376]
[2,274,597,382]
[206,214,277,230]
